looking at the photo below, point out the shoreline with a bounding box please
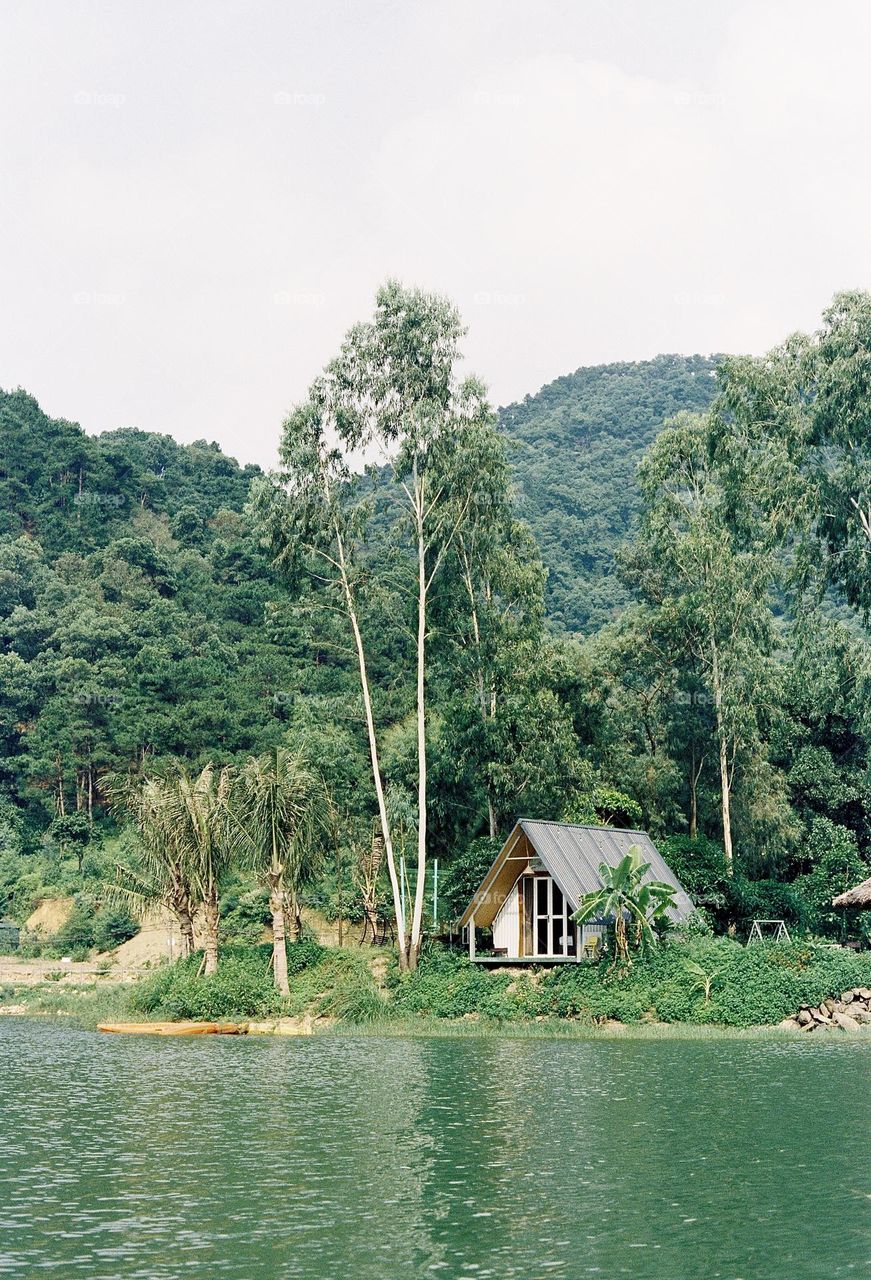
[4,988,871,1041]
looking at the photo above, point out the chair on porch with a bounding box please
[582,934,601,962]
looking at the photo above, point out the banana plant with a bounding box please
[572,845,677,968]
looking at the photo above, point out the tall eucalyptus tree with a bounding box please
[628,413,778,875]
[254,281,494,968]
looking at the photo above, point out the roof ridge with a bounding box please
[519,818,647,835]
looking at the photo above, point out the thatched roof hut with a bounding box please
[832,876,871,909]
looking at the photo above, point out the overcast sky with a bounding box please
[1,0,868,469]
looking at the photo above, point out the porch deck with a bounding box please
[470,954,584,966]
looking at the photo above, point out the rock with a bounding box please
[833,1011,860,1031]
[797,1009,813,1025]
[831,1001,846,1014]
[811,1007,830,1023]
[800,1020,816,1032]
[852,1008,871,1024]
[777,1018,800,1030]
[823,998,837,1013]
[840,990,855,1003]
[856,987,871,1000]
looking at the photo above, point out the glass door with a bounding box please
[530,875,578,957]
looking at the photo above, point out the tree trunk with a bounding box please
[689,747,703,840]
[334,522,408,967]
[178,908,195,959]
[409,509,428,970]
[710,639,734,876]
[269,875,290,997]
[56,755,66,817]
[487,793,497,840]
[286,891,301,943]
[203,890,220,975]
[460,551,498,839]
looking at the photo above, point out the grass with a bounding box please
[0,980,134,1028]
[330,1015,855,1041]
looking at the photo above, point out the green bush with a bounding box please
[130,946,279,1020]
[319,978,387,1025]
[658,834,727,900]
[438,839,502,923]
[792,819,870,937]
[93,908,139,952]
[128,942,330,1021]
[53,905,96,960]
[723,878,812,933]
[16,929,44,958]
[388,947,544,1023]
[285,939,327,974]
[219,882,271,945]
[386,938,871,1029]
[543,936,871,1028]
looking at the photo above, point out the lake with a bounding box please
[0,1020,868,1279]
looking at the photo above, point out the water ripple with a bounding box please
[0,1022,868,1279]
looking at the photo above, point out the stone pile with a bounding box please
[779,987,871,1032]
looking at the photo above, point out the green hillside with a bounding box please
[0,390,341,850]
[499,355,720,632]
[0,389,260,552]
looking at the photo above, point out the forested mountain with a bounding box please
[0,389,339,843]
[0,389,259,552]
[499,355,720,631]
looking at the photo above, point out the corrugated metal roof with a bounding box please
[518,820,694,922]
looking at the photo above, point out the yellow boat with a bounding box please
[98,1021,249,1036]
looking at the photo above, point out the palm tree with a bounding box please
[572,845,676,968]
[106,774,197,958]
[229,748,326,995]
[170,764,235,976]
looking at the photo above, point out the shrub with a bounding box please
[658,834,728,900]
[438,839,502,923]
[130,950,285,1020]
[285,939,326,974]
[127,942,328,1021]
[792,819,870,937]
[542,936,871,1028]
[723,877,811,934]
[93,908,139,952]
[219,883,270,945]
[319,979,387,1025]
[390,947,526,1022]
[16,929,44,959]
[53,905,96,959]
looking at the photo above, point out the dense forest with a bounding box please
[0,285,868,959]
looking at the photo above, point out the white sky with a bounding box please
[1,0,869,469]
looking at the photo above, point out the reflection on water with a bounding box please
[0,1020,868,1279]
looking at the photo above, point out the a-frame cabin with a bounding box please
[458,820,694,963]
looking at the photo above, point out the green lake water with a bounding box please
[0,1020,869,1279]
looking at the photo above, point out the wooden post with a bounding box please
[468,914,476,961]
